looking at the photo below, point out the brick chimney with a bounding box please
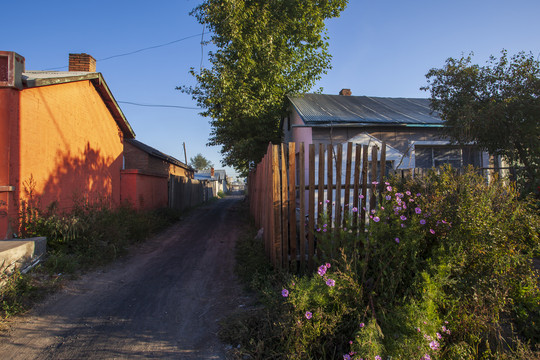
[339,88,352,96]
[69,53,96,72]
[0,51,25,89]
[210,167,215,177]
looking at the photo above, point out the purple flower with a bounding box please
[422,355,431,360]
[436,332,442,339]
[385,195,392,201]
[359,195,364,199]
[371,209,376,214]
[375,356,382,360]
[395,237,400,243]
[325,263,331,268]
[372,181,379,185]
[430,229,435,234]
[352,207,358,212]
[281,289,289,297]
[326,278,336,287]
[386,185,392,191]
[415,207,422,214]
[429,340,440,350]
[401,223,406,228]
[416,193,421,197]
[305,311,312,319]
[400,215,407,221]
[402,204,407,210]
[396,192,404,198]
[405,191,411,196]
[343,355,351,360]
[420,219,426,225]
[325,199,330,203]
[359,322,365,328]
[317,265,327,276]
[373,216,380,222]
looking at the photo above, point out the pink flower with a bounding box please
[359,322,365,328]
[395,237,400,243]
[430,340,440,350]
[326,278,336,287]
[430,229,435,234]
[281,289,289,297]
[305,311,312,319]
[373,216,380,222]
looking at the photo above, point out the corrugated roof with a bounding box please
[288,94,441,126]
[126,139,193,171]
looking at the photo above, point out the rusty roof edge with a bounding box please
[22,73,100,88]
[90,75,136,139]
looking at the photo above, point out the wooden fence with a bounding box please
[168,175,214,211]
[248,142,389,273]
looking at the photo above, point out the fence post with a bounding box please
[288,142,297,272]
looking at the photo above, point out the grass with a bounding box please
[0,202,185,325]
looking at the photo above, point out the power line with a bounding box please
[117,101,199,110]
[44,33,203,70]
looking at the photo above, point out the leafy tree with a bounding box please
[189,153,214,171]
[181,0,348,176]
[423,50,540,194]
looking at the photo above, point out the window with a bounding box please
[415,146,462,169]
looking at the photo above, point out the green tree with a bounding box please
[423,50,540,194]
[189,153,214,171]
[181,0,348,176]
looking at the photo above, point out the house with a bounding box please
[194,168,228,196]
[122,139,194,210]
[0,51,135,239]
[283,89,487,170]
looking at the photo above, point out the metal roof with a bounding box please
[288,94,442,126]
[126,139,193,171]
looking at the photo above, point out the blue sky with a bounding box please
[4,0,540,179]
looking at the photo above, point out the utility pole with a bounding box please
[183,142,188,165]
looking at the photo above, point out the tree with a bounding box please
[423,50,540,194]
[181,0,348,176]
[189,153,214,171]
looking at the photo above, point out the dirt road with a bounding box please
[0,195,247,359]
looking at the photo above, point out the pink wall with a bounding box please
[120,170,168,210]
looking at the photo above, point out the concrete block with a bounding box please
[0,237,46,271]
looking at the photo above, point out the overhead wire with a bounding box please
[117,101,199,110]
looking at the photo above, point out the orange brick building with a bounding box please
[0,51,138,239]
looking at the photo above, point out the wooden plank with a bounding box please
[335,144,342,229]
[353,144,361,229]
[370,146,378,211]
[288,142,297,272]
[360,145,369,232]
[308,144,316,271]
[318,144,325,226]
[272,145,282,269]
[343,142,352,227]
[326,144,333,228]
[299,143,306,271]
[280,144,289,270]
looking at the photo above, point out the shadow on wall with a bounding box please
[23,142,122,212]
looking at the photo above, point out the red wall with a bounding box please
[120,170,168,210]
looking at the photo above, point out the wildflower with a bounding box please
[409,198,414,202]
[420,219,426,225]
[375,356,382,360]
[436,332,442,339]
[317,265,327,276]
[360,322,365,328]
[385,181,390,185]
[371,209,376,214]
[317,228,321,232]
[415,207,422,214]
[281,289,289,297]
[400,215,407,221]
[319,201,322,205]
[323,224,327,227]
[323,229,327,232]
[405,190,411,196]
[359,195,364,199]
[386,185,392,191]
[349,341,353,345]
[416,193,421,197]
[401,223,405,228]
[325,199,330,203]
[373,216,380,222]
[416,327,421,332]
[424,334,432,341]
[326,278,336,287]
[305,311,312,319]
[402,204,407,210]
[430,229,435,235]
[395,237,400,243]
[372,181,379,185]
[343,355,351,360]
[325,263,331,269]
[385,195,392,201]
[396,192,404,198]
[422,355,431,360]
[429,340,440,350]
[352,207,358,212]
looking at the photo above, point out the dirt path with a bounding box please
[0,195,247,359]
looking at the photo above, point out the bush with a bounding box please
[228,166,540,359]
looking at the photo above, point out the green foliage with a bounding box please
[189,153,213,171]
[227,167,540,359]
[181,0,348,176]
[423,50,540,195]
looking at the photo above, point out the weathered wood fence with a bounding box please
[169,175,214,211]
[248,142,389,273]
